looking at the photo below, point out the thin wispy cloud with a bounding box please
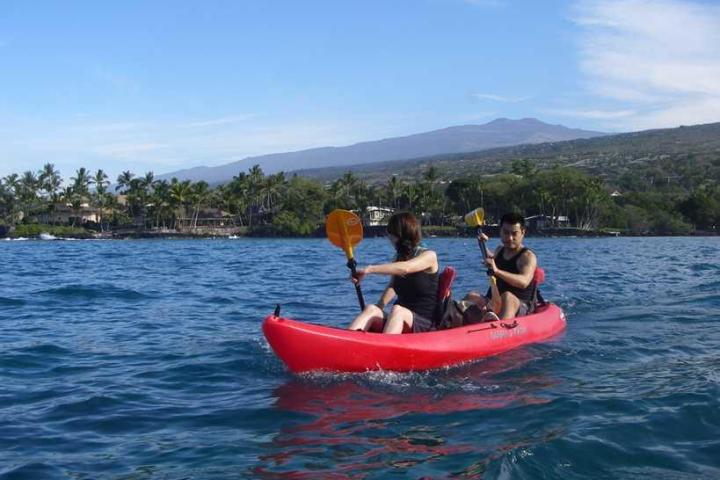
[180,115,256,129]
[67,122,145,133]
[91,142,167,158]
[570,0,720,129]
[472,93,531,103]
[543,108,637,120]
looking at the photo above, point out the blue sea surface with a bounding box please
[0,236,719,479]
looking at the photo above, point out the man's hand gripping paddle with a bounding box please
[326,209,366,311]
[465,207,501,313]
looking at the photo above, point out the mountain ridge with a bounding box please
[293,121,720,186]
[157,118,606,184]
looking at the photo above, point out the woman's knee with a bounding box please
[385,305,412,333]
[501,291,520,306]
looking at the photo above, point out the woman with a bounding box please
[347,212,439,334]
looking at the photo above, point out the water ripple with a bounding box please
[0,237,718,478]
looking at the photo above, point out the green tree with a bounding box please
[679,186,720,230]
[274,176,326,235]
[510,158,538,178]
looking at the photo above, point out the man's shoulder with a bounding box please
[519,247,537,262]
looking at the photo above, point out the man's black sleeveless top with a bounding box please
[494,247,534,303]
[392,248,438,320]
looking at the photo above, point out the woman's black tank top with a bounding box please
[494,247,534,303]
[392,248,438,319]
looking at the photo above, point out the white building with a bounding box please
[365,206,394,226]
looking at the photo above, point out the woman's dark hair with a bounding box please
[387,211,421,261]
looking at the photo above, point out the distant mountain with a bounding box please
[158,118,606,184]
[295,121,720,186]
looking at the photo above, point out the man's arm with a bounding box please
[478,233,495,259]
[491,251,537,288]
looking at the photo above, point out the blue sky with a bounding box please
[1,0,719,181]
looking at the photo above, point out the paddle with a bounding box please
[326,209,366,311]
[465,207,501,313]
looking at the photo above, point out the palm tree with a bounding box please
[91,169,110,194]
[37,164,63,223]
[215,183,241,227]
[169,179,192,229]
[401,183,419,212]
[386,176,402,209]
[60,186,82,227]
[71,168,91,197]
[2,174,21,224]
[246,165,265,226]
[90,170,110,230]
[19,171,40,222]
[328,172,359,211]
[227,173,251,226]
[3,173,20,194]
[261,172,287,213]
[189,181,210,229]
[140,172,155,204]
[116,171,135,193]
[39,163,62,200]
[150,179,172,229]
[0,178,19,224]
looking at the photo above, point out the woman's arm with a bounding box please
[376,283,396,309]
[364,250,438,277]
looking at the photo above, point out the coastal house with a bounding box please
[39,202,101,225]
[525,214,570,231]
[176,207,234,229]
[365,206,394,226]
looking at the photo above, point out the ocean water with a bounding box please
[0,236,718,479]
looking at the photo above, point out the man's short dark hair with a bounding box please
[500,212,525,228]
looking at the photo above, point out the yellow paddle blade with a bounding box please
[326,209,363,259]
[464,207,485,227]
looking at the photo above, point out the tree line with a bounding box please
[1,159,718,236]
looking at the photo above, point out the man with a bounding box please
[464,212,538,321]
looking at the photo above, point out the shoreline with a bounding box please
[2,226,718,240]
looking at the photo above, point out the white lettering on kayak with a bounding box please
[489,325,527,341]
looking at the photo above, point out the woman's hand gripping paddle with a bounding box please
[465,207,502,313]
[326,209,366,311]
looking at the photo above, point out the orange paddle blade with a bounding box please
[326,209,363,259]
[464,207,485,227]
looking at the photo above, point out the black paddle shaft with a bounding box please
[346,258,366,311]
[477,228,493,276]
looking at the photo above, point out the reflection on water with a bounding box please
[255,349,565,478]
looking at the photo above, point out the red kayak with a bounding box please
[262,302,566,373]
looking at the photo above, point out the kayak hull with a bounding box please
[262,303,566,373]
